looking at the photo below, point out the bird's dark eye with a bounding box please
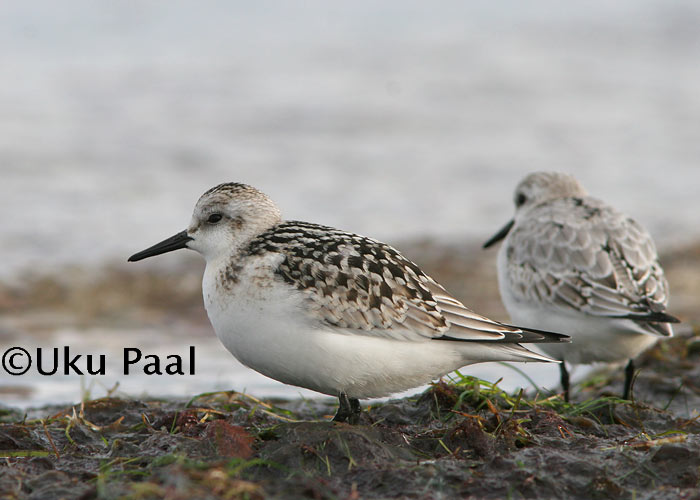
[515,193,527,207]
[207,213,223,224]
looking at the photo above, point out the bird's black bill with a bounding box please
[483,219,515,249]
[128,230,193,262]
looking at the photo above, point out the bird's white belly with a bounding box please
[205,291,464,398]
[510,307,658,364]
[498,282,656,364]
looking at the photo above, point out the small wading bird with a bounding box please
[483,172,679,401]
[130,182,570,423]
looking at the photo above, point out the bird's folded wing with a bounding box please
[271,222,562,343]
[506,198,676,336]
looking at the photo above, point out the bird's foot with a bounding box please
[332,392,362,424]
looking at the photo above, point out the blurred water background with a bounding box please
[1,0,699,408]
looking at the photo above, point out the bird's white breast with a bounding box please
[202,252,305,370]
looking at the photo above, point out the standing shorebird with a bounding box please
[130,182,569,423]
[484,172,678,401]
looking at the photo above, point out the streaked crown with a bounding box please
[512,172,587,214]
[187,182,282,260]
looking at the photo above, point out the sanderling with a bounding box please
[129,182,569,423]
[483,172,679,401]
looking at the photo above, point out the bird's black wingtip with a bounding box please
[626,311,681,324]
[504,324,572,343]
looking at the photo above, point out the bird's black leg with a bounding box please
[560,361,570,402]
[333,392,351,422]
[332,392,362,424]
[623,358,635,401]
[348,397,361,425]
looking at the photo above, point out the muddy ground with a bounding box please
[2,332,700,500]
[1,239,699,499]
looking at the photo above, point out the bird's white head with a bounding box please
[483,171,587,249]
[187,183,282,260]
[511,172,587,216]
[128,182,282,263]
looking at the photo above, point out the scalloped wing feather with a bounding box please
[505,197,672,334]
[259,222,533,343]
